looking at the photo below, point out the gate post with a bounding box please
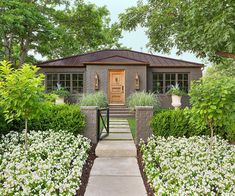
[135,106,153,144]
[81,106,98,144]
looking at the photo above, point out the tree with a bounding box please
[0,60,49,149]
[0,0,122,67]
[205,60,235,78]
[119,0,235,62]
[190,76,235,145]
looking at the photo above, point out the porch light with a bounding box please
[94,73,99,90]
[135,73,140,90]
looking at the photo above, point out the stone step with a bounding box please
[96,141,136,157]
[109,122,129,126]
[109,128,131,133]
[90,157,140,176]
[101,133,133,140]
[109,124,130,128]
[109,114,135,118]
[85,176,146,196]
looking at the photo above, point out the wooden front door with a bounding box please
[109,70,125,104]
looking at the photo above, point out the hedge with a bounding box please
[151,109,235,141]
[0,104,85,135]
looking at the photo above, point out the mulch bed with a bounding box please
[136,145,154,196]
[76,143,97,196]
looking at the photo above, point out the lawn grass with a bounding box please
[128,117,136,139]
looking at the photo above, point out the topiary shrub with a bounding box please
[127,91,159,110]
[79,91,108,108]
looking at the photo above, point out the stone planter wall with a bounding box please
[135,106,154,144]
[81,106,98,144]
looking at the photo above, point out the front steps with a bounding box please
[102,106,135,118]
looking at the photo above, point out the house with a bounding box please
[37,49,203,108]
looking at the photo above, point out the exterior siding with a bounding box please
[38,65,202,107]
[86,65,147,104]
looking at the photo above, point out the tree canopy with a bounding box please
[119,0,235,63]
[0,0,123,66]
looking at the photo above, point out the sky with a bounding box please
[88,0,204,64]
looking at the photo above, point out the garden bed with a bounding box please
[140,136,235,195]
[0,130,91,195]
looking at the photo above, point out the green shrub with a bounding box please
[127,91,159,110]
[0,105,85,135]
[151,109,192,137]
[190,76,235,142]
[151,108,234,141]
[29,104,85,134]
[80,91,108,108]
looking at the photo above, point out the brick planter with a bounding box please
[135,106,153,144]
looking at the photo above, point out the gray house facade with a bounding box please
[37,49,203,108]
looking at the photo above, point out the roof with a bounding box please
[37,49,204,68]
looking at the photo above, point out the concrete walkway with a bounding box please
[85,118,146,196]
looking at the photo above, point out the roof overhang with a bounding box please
[83,61,149,66]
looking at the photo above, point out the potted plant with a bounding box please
[167,84,186,109]
[53,83,70,104]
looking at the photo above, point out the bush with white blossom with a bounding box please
[0,130,90,195]
[141,136,235,195]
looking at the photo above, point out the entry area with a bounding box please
[109,70,125,105]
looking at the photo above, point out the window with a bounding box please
[72,74,83,94]
[153,73,164,93]
[46,74,58,91]
[153,73,189,93]
[178,73,189,93]
[46,73,83,93]
[59,74,71,91]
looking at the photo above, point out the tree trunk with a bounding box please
[19,38,29,66]
[25,118,28,150]
[3,34,13,62]
[216,51,235,60]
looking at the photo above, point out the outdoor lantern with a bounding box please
[94,73,99,90]
[135,73,140,90]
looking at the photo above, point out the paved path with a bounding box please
[85,118,146,196]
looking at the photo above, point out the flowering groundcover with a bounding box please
[141,136,235,195]
[0,130,90,195]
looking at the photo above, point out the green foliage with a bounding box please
[79,91,108,108]
[52,85,70,97]
[190,76,235,140]
[166,84,186,96]
[0,61,48,122]
[151,108,235,141]
[151,109,202,138]
[127,91,159,110]
[205,60,235,78]
[119,0,235,62]
[29,104,85,134]
[128,118,136,139]
[0,0,123,66]
[0,104,85,135]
